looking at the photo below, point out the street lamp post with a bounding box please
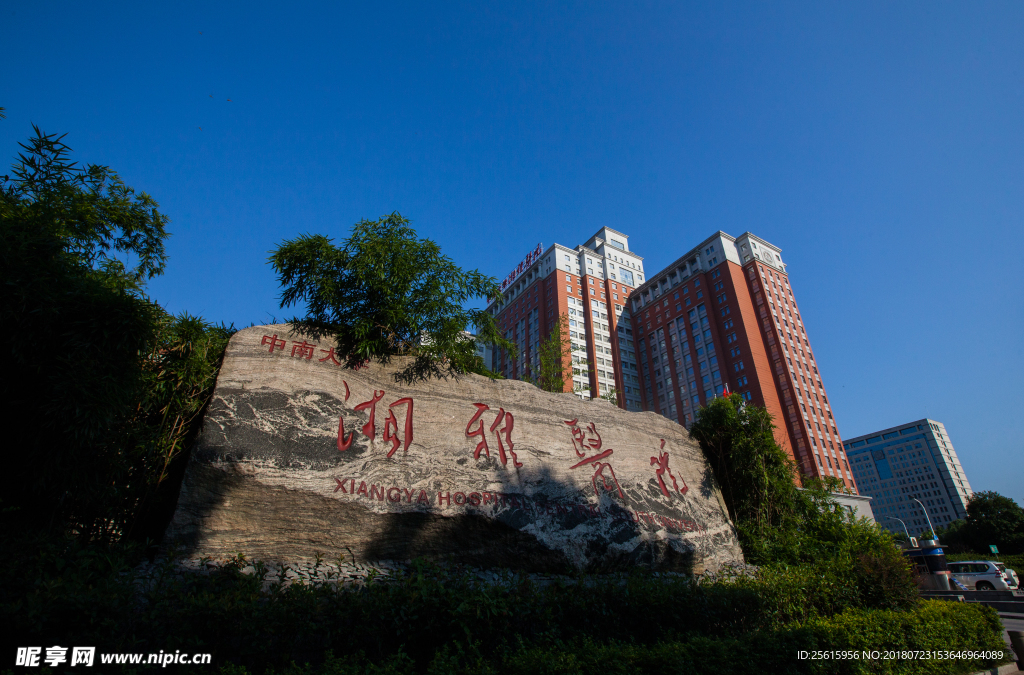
[913,498,937,540]
[885,516,912,542]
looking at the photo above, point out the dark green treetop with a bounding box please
[939,491,1024,554]
[689,392,914,603]
[270,213,515,383]
[689,392,798,530]
[2,126,232,540]
[2,125,169,284]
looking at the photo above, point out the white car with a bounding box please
[946,561,1014,591]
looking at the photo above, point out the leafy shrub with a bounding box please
[937,493,1024,555]
[495,601,1008,675]
[688,392,797,533]
[0,127,234,541]
[688,394,918,612]
[210,601,1007,675]
[2,537,940,675]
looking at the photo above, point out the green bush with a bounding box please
[688,394,919,613]
[0,537,951,675]
[496,601,1008,675]
[208,601,1008,675]
[0,127,234,542]
[938,494,1024,555]
[946,551,1024,570]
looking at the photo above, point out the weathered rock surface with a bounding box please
[165,325,744,573]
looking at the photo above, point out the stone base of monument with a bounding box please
[163,325,744,575]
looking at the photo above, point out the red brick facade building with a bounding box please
[487,228,647,410]
[628,232,856,490]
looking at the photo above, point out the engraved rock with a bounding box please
[164,325,744,574]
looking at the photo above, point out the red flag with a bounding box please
[722,384,731,398]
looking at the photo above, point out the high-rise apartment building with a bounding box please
[843,419,972,536]
[487,228,647,409]
[628,231,856,490]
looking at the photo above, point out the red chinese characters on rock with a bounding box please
[566,419,602,455]
[290,340,317,359]
[382,398,414,458]
[338,390,414,458]
[259,335,368,369]
[318,347,341,365]
[651,439,688,497]
[354,390,386,439]
[261,334,287,353]
[465,404,523,468]
[564,419,624,500]
[256,335,411,458]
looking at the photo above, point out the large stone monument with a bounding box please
[165,325,744,573]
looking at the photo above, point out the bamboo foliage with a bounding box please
[0,126,233,542]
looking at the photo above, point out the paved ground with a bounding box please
[997,614,1023,675]
[1000,613,1023,648]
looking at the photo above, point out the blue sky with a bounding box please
[3,2,1021,505]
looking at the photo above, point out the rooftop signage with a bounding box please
[499,243,543,292]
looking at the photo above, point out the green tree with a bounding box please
[688,395,916,609]
[270,213,514,383]
[689,393,798,531]
[1,127,166,534]
[568,353,595,395]
[526,312,571,393]
[940,492,1024,555]
[1,127,232,540]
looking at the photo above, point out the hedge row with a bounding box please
[946,552,1024,571]
[4,542,919,673]
[214,600,1009,675]
[4,540,1009,675]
